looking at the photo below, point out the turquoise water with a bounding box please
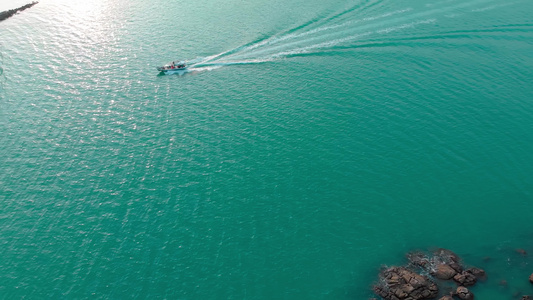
[1,0,533,298]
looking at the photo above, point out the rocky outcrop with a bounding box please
[369,246,533,300]
[0,2,38,22]
[373,267,439,300]
[407,248,464,279]
[372,248,486,300]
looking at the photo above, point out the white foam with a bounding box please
[376,18,436,34]
[472,1,518,12]
[193,0,500,71]
[227,8,413,57]
[266,19,436,59]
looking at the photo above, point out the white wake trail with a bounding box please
[229,8,413,56]
[182,0,502,74]
[225,0,495,61]
[265,19,437,59]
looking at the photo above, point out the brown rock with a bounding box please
[438,296,453,300]
[453,271,477,286]
[434,264,458,280]
[529,273,533,284]
[466,267,486,280]
[521,296,531,300]
[373,267,439,300]
[456,286,474,300]
[433,248,463,273]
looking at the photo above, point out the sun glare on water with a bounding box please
[49,0,105,22]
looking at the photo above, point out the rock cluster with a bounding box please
[373,248,486,300]
[373,267,438,300]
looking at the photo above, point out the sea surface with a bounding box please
[1,0,533,299]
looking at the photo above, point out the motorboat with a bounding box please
[157,61,187,74]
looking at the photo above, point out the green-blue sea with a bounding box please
[1,0,533,299]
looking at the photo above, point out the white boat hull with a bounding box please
[157,61,188,74]
[158,68,188,74]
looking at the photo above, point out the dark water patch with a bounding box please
[493,23,533,29]
[334,36,496,53]
[321,23,533,54]
[0,1,38,22]
[283,14,329,36]
[352,26,533,46]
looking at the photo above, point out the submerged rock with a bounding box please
[455,286,474,300]
[516,248,528,256]
[466,267,486,280]
[529,273,533,284]
[499,279,508,287]
[408,251,431,269]
[373,266,439,300]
